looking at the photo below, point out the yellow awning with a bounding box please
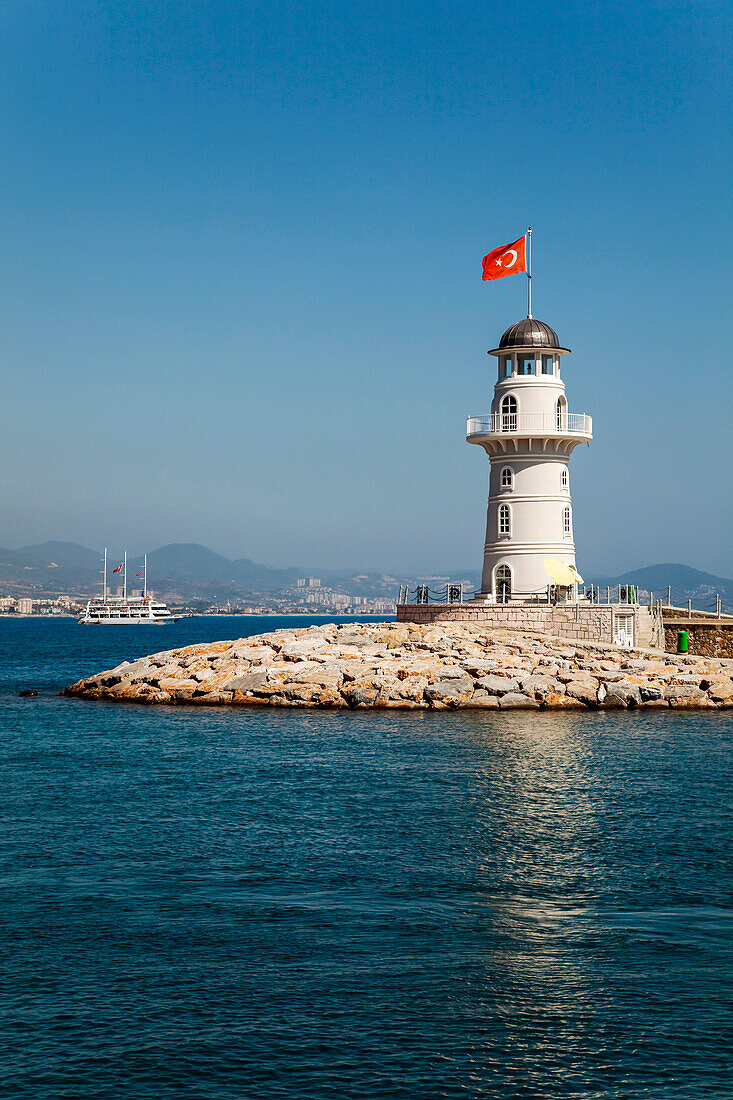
[544,559,581,586]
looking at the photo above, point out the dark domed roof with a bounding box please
[498,318,561,349]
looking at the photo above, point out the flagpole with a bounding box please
[103,547,107,603]
[527,227,532,318]
[123,550,127,601]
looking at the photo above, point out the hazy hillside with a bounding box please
[126,544,301,596]
[0,542,104,593]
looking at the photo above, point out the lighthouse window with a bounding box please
[561,468,568,489]
[563,506,572,536]
[518,355,535,375]
[556,397,567,430]
[500,466,514,489]
[500,394,517,431]
[499,356,512,379]
[542,355,554,374]
[499,504,511,536]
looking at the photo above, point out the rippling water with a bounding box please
[1,617,732,1098]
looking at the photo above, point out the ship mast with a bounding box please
[103,547,107,602]
[123,550,127,601]
[144,554,147,598]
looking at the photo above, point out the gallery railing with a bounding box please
[466,412,592,438]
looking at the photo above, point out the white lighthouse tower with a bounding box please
[467,316,592,602]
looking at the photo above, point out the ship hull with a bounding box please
[79,617,179,625]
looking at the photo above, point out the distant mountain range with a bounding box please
[0,542,403,601]
[0,542,731,609]
[0,542,301,598]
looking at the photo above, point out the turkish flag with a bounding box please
[482,236,526,281]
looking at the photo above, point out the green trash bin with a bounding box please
[677,630,689,653]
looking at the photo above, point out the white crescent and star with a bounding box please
[487,246,521,274]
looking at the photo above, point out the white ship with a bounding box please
[78,549,181,625]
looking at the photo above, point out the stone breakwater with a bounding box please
[62,622,733,710]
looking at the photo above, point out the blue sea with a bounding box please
[0,616,731,1099]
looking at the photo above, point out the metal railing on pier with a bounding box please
[397,581,730,617]
[397,584,466,606]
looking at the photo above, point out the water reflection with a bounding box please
[429,714,605,1091]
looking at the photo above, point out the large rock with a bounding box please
[192,668,216,683]
[470,690,500,708]
[342,678,380,707]
[283,664,344,688]
[228,645,277,664]
[520,674,563,699]
[665,684,713,708]
[387,677,430,705]
[499,692,540,709]
[158,677,198,694]
[565,677,599,705]
[701,678,733,702]
[222,669,271,694]
[424,677,474,707]
[600,679,642,707]
[544,691,585,708]
[278,682,343,706]
[279,639,330,660]
[474,674,519,695]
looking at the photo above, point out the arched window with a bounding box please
[500,466,514,490]
[556,396,567,431]
[498,503,511,536]
[561,468,568,489]
[495,564,512,603]
[563,506,572,537]
[500,394,517,431]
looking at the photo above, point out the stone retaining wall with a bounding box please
[663,621,733,658]
[396,603,638,645]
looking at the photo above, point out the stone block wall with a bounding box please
[396,603,637,645]
[663,622,733,658]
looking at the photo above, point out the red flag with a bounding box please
[112,564,122,573]
[136,572,142,577]
[482,236,526,281]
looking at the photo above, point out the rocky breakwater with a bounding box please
[62,622,733,710]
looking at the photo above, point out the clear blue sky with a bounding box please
[1,0,731,576]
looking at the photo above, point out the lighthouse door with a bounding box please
[495,565,512,604]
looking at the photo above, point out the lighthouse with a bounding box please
[467,316,592,603]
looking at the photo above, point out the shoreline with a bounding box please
[63,621,733,711]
